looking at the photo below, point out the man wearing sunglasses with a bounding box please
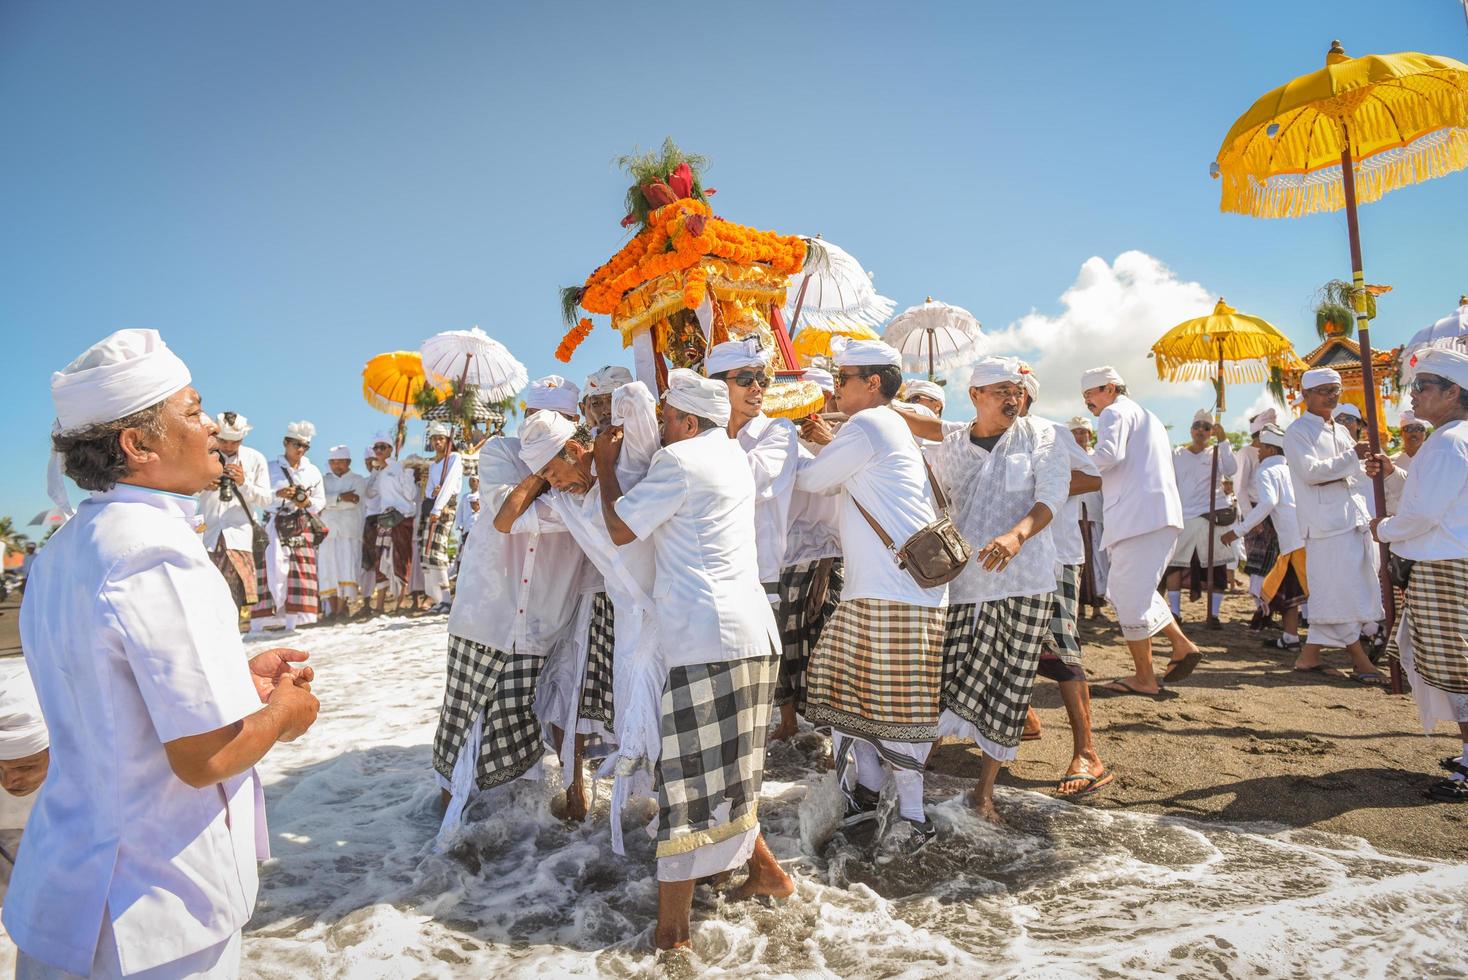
[252,421,326,632]
[1384,409,1430,516]
[1166,409,1239,628]
[196,410,272,625]
[1281,367,1385,683]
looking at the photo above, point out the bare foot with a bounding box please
[728,865,794,902]
[564,780,588,823]
[653,924,692,950]
[966,789,1007,827]
[1022,707,1042,740]
[769,719,798,743]
[439,789,452,812]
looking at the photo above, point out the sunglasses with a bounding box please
[728,372,771,389]
[1410,376,1452,394]
[1402,424,1427,433]
[285,438,310,449]
[1190,421,1212,430]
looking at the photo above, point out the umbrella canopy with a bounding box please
[792,317,881,362]
[882,298,985,377]
[782,238,894,333]
[422,387,508,424]
[28,508,67,528]
[363,351,436,418]
[420,326,528,401]
[1402,297,1468,363]
[1214,46,1468,218]
[1151,298,1299,386]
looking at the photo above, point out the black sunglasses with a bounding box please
[727,372,771,389]
[1411,375,1452,394]
[285,438,310,449]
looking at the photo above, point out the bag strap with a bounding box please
[848,455,950,559]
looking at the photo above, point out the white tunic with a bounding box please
[320,470,369,591]
[1376,420,1468,561]
[1172,442,1238,519]
[733,413,799,582]
[366,458,418,517]
[1090,395,1184,548]
[616,428,780,668]
[259,456,327,614]
[929,417,1069,602]
[784,441,843,566]
[1282,413,1371,540]
[795,404,946,608]
[1040,417,1101,566]
[1384,450,1415,516]
[1234,456,1303,554]
[195,444,271,552]
[1235,443,1262,509]
[424,452,464,517]
[5,486,265,976]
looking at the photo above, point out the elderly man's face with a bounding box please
[585,393,614,430]
[1304,383,1342,417]
[660,405,702,446]
[126,387,220,494]
[969,381,1024,429]
[0,748,48,797]
[1083,384,1118,416]
[540,441,594,494]
[329,459,351,476]
[1410,373,1462,428]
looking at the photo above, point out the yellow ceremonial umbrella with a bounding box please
[363,351,435,417]
[1152,298,1299,614]
[1214,42,1468,675]
[792,317,881,362]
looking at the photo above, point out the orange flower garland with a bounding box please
[555,317,594,363]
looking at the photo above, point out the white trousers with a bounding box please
[1303,528,1382,649]
[1105,526,1180,641]
[17,925,241,980]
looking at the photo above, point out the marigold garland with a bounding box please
[555,317,594,363]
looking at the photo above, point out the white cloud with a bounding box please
[1227,388,1289,434]
[941,251,1221,425]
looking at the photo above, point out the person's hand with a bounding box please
[1212,422,1227,441]
[249,648,313,702]
[799,415,835,446]
[1369,516,1385,542]
[223,463,245,484]
[203,479,221,491]
[1353,440,1370,460]
[1220,529,1238,546]
[594,425,624,471]
[977,529,1025,571]
[267,673,319,743]
[276,487,294,499]
[340,491,360,503]
[1363,452,1394,478]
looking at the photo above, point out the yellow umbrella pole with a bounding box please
[1339,123,1402,691]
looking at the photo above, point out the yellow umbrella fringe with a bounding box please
[1221,126,1468,218]
[1154,357,1277,385]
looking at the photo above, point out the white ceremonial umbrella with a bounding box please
[783,238,895,335]
[28,507,67,528]
[882,297,985,380]
[1401,296,1468,375]
[419,326,528,401]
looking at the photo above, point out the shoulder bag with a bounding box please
[850,458,971,588]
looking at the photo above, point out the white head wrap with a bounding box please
[1413,348,1468,391]
[48,329,193,515]
[425,421,452,439]
[803,367,835,394]
[285,421,316,444]
[1018,362,1038,402]
[1301,367,1342,390]
[584,365,634,396]
[704,336,769,376]
[1067,415,1094,433]
[524,375,581,417]
[1248,408,1278,435]
[968,356,1024,389]
[1399,409,1424,428]
[1193,409,1214,425]
[327,444,351,461]
[663,368,731,427]
[904,380,945,407]
[1334,403,1363,422]
[1080,365,1124,391]
[831,336,902,369]
[1259,422,1286,448]
[0,671,49,760]
[363,445,375,460]
[372,431,393,447]
[215,412,251,441]
[518,409,578,474]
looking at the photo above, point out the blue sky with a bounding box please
[2,1,1465,527]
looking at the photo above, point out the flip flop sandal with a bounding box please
[1291,664,1337,675]
[1163,651,1203,683]
[1423,778,1468,803]
[1439,756,1468,777]
[1091,679,1166,699]
[1056,768,1115,798]
[1022,729,1043,741]
[1349,671,1388,686]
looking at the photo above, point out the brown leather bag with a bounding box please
[850,459,972,588]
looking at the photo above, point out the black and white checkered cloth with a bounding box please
[774,558,842,712]
[419,499,458,568]
[578,592,616,725]
[1243,518,1281,577]
[1042,564,1084,668]
[942,593,1052,751]
[654,654,776,860]
[432,634,545,791]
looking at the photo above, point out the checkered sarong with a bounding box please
[1243,519,1280,577]
[1041,564,1083,668]
[578,592,616,725]
[805,598,946,742]
[432,634,545,790]
[655,654,776,859]
[419,499,457,568]
[774,558,843,712]
[251,537,319,618]
[942,593,1052,752]
[211,539,258,608]
[1392,557,1468,694]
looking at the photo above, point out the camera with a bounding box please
[213,450,235,502]
[290,485,311,505]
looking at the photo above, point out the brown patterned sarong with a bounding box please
[1395,557,1468,694]
[211,538,258,608]
[804,598,945,742]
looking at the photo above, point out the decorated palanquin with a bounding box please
[557,141,825,419]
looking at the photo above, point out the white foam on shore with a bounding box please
[3,615,1467,978]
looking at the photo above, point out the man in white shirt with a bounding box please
[252,421,327,633]
[1282,367,1384,681]
[1368,349,1468,802]
[1067,416,1108,618]
[433,377,599,828]
[903,379,945,418]
[419,421,465,614]
[796,338,947,856]
[1166,409,1239,628]
[196,410,272,622]
[1081,367,1201,697]
[1384,409,1429,516]
[319,445,368,621]
[1224,423,1306,650]
[361,431,419,617]
[1236,409,1280,630]
[596,369,793,950]
[582,364,635,432]
[9,329,318,978]
[1334,402,1366,443]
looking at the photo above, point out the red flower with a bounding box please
[667,162,693,200]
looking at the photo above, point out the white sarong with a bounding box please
[1302,528,1382,649]
[1105,526,1179,641]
